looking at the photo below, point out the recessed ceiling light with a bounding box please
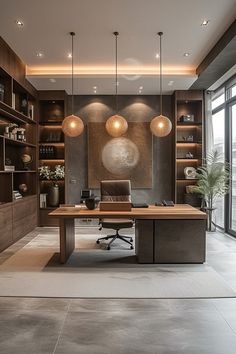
[67,53,72,59]
[94,90,97,94]
[93,86,97,90]
[201,19,210,26]
[36,52,44,58]
[155,53,160,59]
[49,78,56,83]
[15,19,24,27]
[139,86,143,90]
[138,89,142,94]
[183,52,190,57]
[168,80,174,86]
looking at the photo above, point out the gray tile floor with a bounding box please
[1,230,236,353]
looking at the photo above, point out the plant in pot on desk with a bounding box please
[38,165,65,207]
[193,150,230,231]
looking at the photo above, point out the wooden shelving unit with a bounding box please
[38,90,67,226]
[173,90,204,205]
[0,37,38,251]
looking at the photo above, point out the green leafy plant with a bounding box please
[193,150,230,230]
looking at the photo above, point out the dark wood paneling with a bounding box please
[0,37,37,99]
[135,219,154,263]
[39,209,59,226]
[0,203,13,251]
[175,90,203,101]
[154,219,206,263]
[38,90,67,101]
[12,195,37,241]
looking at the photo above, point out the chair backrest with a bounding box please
[100,180,131,202]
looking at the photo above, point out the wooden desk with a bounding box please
[50,204,207,264]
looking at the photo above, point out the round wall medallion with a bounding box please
[102,137,140,175]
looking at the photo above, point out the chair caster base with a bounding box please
[130,245,134,250]
[96,240,100,244]
[107,246,110,250]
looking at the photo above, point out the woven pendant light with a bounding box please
[62,32,84,137]
[150,32,172,137]
[106,32,128,137]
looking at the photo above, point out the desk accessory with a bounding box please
[99,201,132,211]
[132,203,149,208]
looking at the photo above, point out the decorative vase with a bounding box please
[85,197,99,210]
[48,183,59,207]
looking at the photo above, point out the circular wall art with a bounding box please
[101,137,140,175]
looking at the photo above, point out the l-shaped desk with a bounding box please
[50,204,207,264]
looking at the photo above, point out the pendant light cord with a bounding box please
[158,32,163,115]
[114,31,119,113]
[70,32,75,115]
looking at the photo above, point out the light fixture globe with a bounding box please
[62,114,84,137]
[150,115,172,137]
[105,114,128,138]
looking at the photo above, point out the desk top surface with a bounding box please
[49,204,207,220]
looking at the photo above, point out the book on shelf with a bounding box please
[12,93,16,109]
[4,165,15,171]
[28,104,34,120]
[13,190,22,200]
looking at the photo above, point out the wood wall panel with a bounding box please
[12,196,37,241]
[0,204,13,251]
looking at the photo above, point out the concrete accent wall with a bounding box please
[65,95,174,204]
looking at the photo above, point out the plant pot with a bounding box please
[48,184,59,207]
[204,207,216,232]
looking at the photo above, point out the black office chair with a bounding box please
[96,180,134,250]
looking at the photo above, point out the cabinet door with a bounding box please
[13,196,37,241]
[0,204,13,251]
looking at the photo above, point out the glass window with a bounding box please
[212,89,225,110]
[212,109,225,228]
[230,104,236,232]
[231,85,236,98]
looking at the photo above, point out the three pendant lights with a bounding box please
[62,31,172,138]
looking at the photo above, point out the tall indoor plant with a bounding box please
[194,150,230,231]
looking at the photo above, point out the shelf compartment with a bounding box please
[39,100,65,124]
[13,173,37,198]
[0,68,12,106]
[5,144,36,171]
[2,135,36,148]
[177,100,203,124]
[0,101,36,125]
[0,173,13,203]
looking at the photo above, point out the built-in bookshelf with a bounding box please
[38,90,67,226]
[0,36,38,251]
[173,90,204,205]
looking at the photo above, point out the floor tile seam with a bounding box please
[212,302,236,336]
[52,304,70,354]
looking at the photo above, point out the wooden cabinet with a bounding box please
[0,203,13,251]
[13,196,37,241]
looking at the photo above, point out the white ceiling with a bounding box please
[0,0,236,94]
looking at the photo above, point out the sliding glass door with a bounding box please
[212,109,225,228]
[208,77,236,235]
[229,103,236,235]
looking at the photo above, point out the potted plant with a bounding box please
[193,150,230,231]
[38,165,65,207]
